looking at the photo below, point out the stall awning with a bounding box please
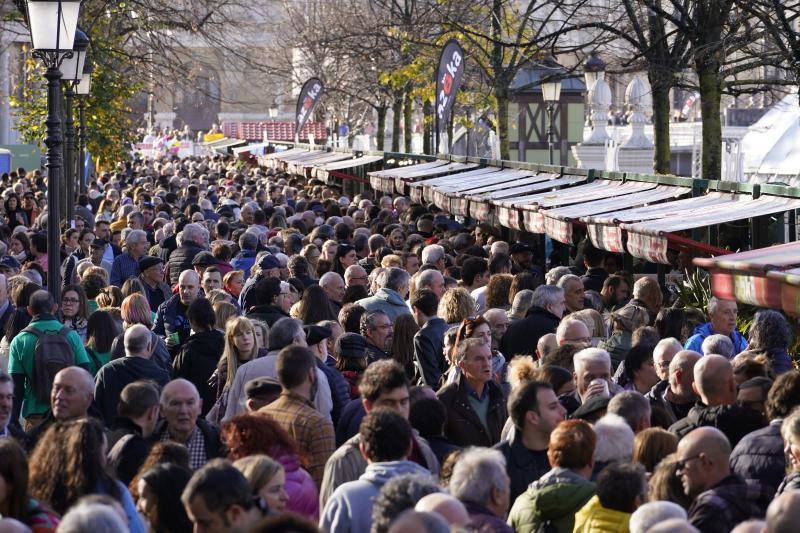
[392,162,479,194]
[466,175,585,223]
[259,147,310,168]
[312,155,384,182]
[286,152,353,175]
[369,161,450,193]
[210,138,247,154]
[419,167,510,204]
[427,169,534,206]
[232,142,269,156]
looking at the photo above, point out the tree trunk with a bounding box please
[697,65,723,181]
[495,85,510,160]
[391,93,403,152]
[649,74,672,174]
[376,105,387,151]
[403,91,413,153]
[423,98,432,155]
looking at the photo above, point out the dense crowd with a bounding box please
[0,153,797,533]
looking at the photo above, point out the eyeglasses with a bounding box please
[62,297,80,304]
[676,454,704,472]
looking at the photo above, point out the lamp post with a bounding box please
[76,59,93,196]
[24,0,82,300]
[60,27,88,225]
[541,58,563,166]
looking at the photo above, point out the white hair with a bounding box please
[556,318,588,344]
[320,271,344,287]
[556,273,582,289]
[654,338,682,360]
[593,413,634,463]
[545,266,572,285]
[573,347,611,374]
[416,269,444,290]
[630,501,688,533]
[531,285,563,310]
[701,334,734,358]
[125,228,147,248]
[421,244,445,266]
[449,448,508,507]
[182,222,206,246]
[57,503,128,533]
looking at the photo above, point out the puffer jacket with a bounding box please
[573,495,631,533]
[356,288,412,323]
[669,401,767,447]
[317,357,350,426]
[730,420,785,497]
[276,451,319,520]
[508,467,596,533]
[685,322,748,354]
[776,470,800,496]
[167,242,205,285]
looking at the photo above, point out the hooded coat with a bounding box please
[275,451,320,520]
[573,495,632,533]
[356,288,412,323]
[508,467,596,533]
[669,401,767,447]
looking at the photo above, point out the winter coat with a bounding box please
[501,306,560,358]
[335,399,365,447]
[153,293,192,355]
[173,329,226,416]
[110,330,171,374]
[687,474,771,533]
[356,288,412,323]
[462,500,513,533]
[245,303,289,327]
[685,322,748,354]
[776,470,800,496]
[275,451,320,520]
[413,316,448,387]
[494,433,551,503]
[573,495,631,533]
[167,242,205,285]
[599,331,632,371]
[669,401,767,447]
[320,460,432,533]
[645,379,693,427]
[730,419,786,497]
[231,250,257,281]
[106,416,151,486]
[437,373,506,447]
[340,371,361,400]
[508,466,596,533]
[94,356,171,425]
[318,357,350,426]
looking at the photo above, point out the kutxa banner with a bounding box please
[435,39,465,145]
[295,78,324,137]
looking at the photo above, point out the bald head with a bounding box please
[647,519,699,533]
[160,379,201,436]
[162,378,200,404]
[51,366,94,421]
[669,350,701,401]
[537,333,557,360]
[693,354,736,406]
[415,493,470,526]
[388,511,450,533]
[680,426,732,463]
[124,323,153,357]
[556,318,590,346]
[767,491,800,533]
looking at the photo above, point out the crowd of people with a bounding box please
[0,153,797,533]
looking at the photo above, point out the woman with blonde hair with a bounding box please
[110,293,171,372]
[213,301,239,331]
[233,455,289,515]
[438,288,476,326]
[380,254,403,269]
[571,308,607,344]
[250,320,270,351]
[633,427,678,473]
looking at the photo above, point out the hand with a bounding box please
[583,381,608,402]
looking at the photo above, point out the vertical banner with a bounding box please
[295,77,324,143]
[434,39,465,155]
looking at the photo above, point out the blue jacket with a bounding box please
[356,288,411,323]
[320,460,432,533]
[413,317,449,388]
[685,322,748,355]
[232,250,257,280]
[153,294,191,353]
[319,356,350,427]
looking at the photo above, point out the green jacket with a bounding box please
[599,331,631,371]
[8,315,90,417]
[508,467,596,533]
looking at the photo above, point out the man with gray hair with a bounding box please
[110,228,149,286]
[448,448,512,533]
[501,285,565,358]
[556,273,585,314]
[555,317,591,347]
[357,267,412,322]
[572,347,617,404]
[94,324,170,424]
[608,390,651,434]
[421,244,446,273]
[507,289,534,324]
[701,334,735,359]
[646,349,701,426]
[415,268,445,299]
[654,337,683,381]
[319,271,345,314]
[223,317,332,422]
[167,222,207,285]
[344,264,369,289]
[685,297,748,354]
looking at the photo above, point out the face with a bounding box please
[459,343,493,385]
[132,237,149,257]
[0,381,12,429]
[51,371,92,421]
[9,239,22,254]
[634,359,660,392]
[144,262,165,284]
[347,268,369,288]
[531,388,567,435]
[323,277,345,303]
[654,347,677,381]
[324,243,337,261]
[710,300,737,337]
[784,434,800,470]
[738,386,766,415]
[185,495,242,533]
[142,208,154,225]
[513,251,533,269]
[66,232,79,250]
[404,256,419,276]
[162,387,201,434]
[7,197,16,210]
[137,480,157,527]
[276,286,294,313]
[90,247,104,264]
[202,271,222,293]
[259,470,288,513]
[95,223,110,240]
[371,386,411,419]
[179,274,200,305]
[564,279,585,312]
[226,274,244,297]
[390,230,405,249]
[485,314,509,350]
[80,232,95,252]
[233,329,255,358]
[575,360,611,398]
[367,314,393,351]
[128,215,143,230]
[61,290,80,318]
[340,250,357,268]
[471,323,492,347]
[429,275,445,300]
[546,293,566,319]
[112,232,122,247]
[676,443,709,499]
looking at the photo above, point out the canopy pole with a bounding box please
[665,233,733,257]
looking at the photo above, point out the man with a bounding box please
[654,338,683,382]
[0,274,13,336]
[461,257,489,293]
[629,277,662,325]
[167,222,207,285]
[685,297,748,354]
[670,354,766,447]
[449,448,513,533]
[420,244,446,274]
[154,269,200,355]
[701,334,735,359]
[557,274,584,314]
[482,308,509,358]
[570,348,617,407]
[737,376,772,416]
[600,274,630,311]
[677,427,769,533]
[152,379,222,470]
[361,310,393,364]
[9,290,91,428]
[555,317,591,347]
[0,372,24,443]
[573,462,648,531]
[494,380,566,502]
[509,242,538,277]
[243,376,282,412]
[501,285,565,358]
[222,317,332,421]
[231,232,258,281]
[647,349,701,426]
[138,255,171,313]
[238,253,282,310]
[245,277,292,326]
[260,345,335,487]
[416,268,445,300]
[731,371,800,496]
[412,289,448,388]
[320,409,432,533]
[344,264,369,289]
[319,360,439,509]
[94,324,170,424]
[437,338,506,447]
[580,243,608,293]
[766,491,800,533]
[107,380,161,485]
[202,266,223,294]
[608,391,651,434]
[182,459,268,532]
[305,325,349,425]
[80,238,113,275]
[415,493,470,527]
[26,366,95,449]
[95,219,121,265]
[110,229,149,286]
[287,254,317,288]
[356,267,412,322]
[320,272,345,314]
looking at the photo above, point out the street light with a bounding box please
[60,27,89,225]
[540,57,563,166]
[24,0,82,300]
[76,59,93,197]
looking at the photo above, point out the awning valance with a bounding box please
[312,155,384,182]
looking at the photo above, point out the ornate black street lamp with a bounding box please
[60,27,88,224]
[76,59,93,196]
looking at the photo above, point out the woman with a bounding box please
[4,193,26,229]
[320,239,338,263]
[85,310,120,375]
[508,272,539,306]
[61,228,80,258]
[95,286,123,308]
[295,285,337,324]
[213,301,239,331]
[60,285,89,342]
[633,427,678,473]
[62,229,95,286]
[649,454,692,509]
[9,232,31,264]
[28,419,144,532]
[388,227,406,250]
[250,319,270,350]
[485,274,513,310]
[110,294,171,372]
[571,309,606,344]
[301,244,321,273]
[121,277,147,300]
[621,342,660,393]
[390,313,419,380]
[173,298,226,417]
[654,307,688,343]
[599,304,649,371]
[224,270,245,299]
[748,309,794,375]
[331,244,357,277]
[208,317,263,424]
[336,342,368,399]
[135,464,193,533]
[0,439,60,531]
[438,288,477,326]
[234,455,289,515]
[222,414,319,519]
[128,442,190,501]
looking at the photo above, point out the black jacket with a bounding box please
[107,417,151,485]
[245,303,289,327]
[150,418,223,463]
[688,474,770,533]
[173,329,226,416]
[167,242,205,285]
[730,420,785,497]
[94,356,171,425]
[413,317,449,387]
[316,358,349,426]
[580,267,608,293]
[365,342,390,365]
[500,306,560,358]
[437,374,506,447]
[645,380,693,427]
[494,433,551,503]
[669,401,767,447]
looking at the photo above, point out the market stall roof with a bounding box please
[420,167,510,204]
[232,142,269,156]
[312,155,384,182]
[470,175,586,202]
[369,160,451,192]
[209,138,247,153]
[392,162,480,194]
[286,152,353,175]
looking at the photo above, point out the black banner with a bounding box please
[295,78,324,139]
[435,39,465,152]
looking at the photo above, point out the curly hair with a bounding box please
[438,288,476,324]
[485,274,513,309]
[221,413,298,461]
[371,474,442,533]
[749,309,793,352]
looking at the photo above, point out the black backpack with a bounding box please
[23,326,76,403]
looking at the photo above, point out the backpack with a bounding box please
[23,326,76,403]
